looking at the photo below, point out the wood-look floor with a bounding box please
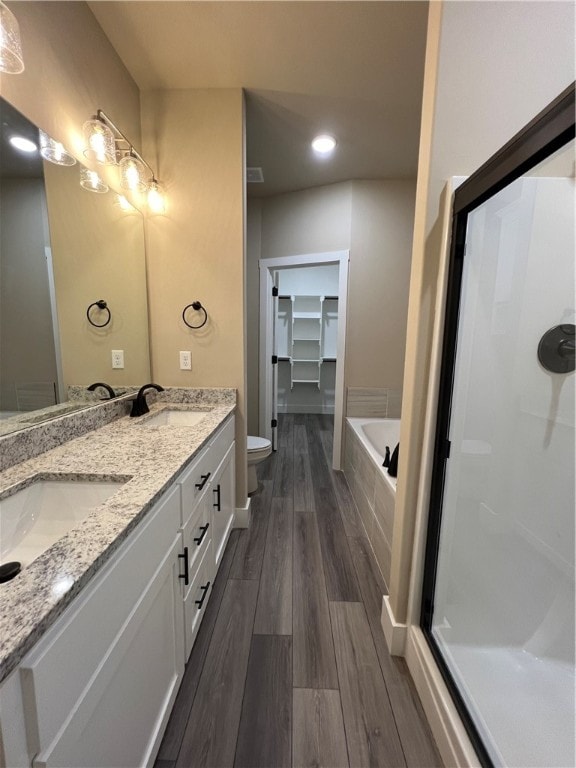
[156,414,442,768]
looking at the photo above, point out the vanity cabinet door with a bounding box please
[210,441,235,571]
[183,540,214,660]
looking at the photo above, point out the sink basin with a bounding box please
[0,478,125,568]
[141,409,210,427]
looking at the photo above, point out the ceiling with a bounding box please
[88,1,429,198]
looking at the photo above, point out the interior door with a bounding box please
[271,271,279,450]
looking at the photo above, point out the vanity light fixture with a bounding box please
[80,166,108,194]
[0,1,24,74]
[39,130,76,166]
[311,134,337,154]
[84,109,166,214]
[9,135,36,153]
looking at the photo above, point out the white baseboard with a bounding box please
[381,595,407,656]
[405,627,481,768]
[277,404,335,414]
[234,497,251,529]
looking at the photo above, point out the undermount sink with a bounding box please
[140,409,210,427]
[0,478,126,569]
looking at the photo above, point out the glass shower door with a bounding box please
[422,92,575,768]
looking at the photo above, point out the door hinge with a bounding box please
[271,418,278,428]
[272,286,278,297]
[271,355,278,365]
[444,438,451,459]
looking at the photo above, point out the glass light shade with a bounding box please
[119,154,146,191]
[82,118,116,164]
[147,180,166,214]
[80,166,108,194]
[39,130,76,166]
[0,1,24,74]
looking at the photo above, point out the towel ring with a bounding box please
[87,299,111,328]
[182,301,208,329]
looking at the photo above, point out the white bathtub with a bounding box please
[346,417,400,493]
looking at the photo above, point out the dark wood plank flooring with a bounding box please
[156,414,442,768]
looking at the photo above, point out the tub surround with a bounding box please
[346,386,402,419]
[0,391,235,684]
[343,418,400,588]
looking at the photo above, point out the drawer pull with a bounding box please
[213,483,221,511]
[193,523,210,546]
[195,473,211,490]
[196,581,211,609]
[178,547,189,586]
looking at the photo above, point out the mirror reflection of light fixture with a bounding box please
[83,116,117,165]
[80,166,108,194]
[39,130,76,166]
[0,1,24,74]
[9,135,36,153]
[119,153,146,191]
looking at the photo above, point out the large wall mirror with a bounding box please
[0,97,151,436]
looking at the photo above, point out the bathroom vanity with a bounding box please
[0,392,236,767]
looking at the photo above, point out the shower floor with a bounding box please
[445,642,575,768]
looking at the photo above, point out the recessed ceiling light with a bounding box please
[312,134,337,154]
[9,135,37,153]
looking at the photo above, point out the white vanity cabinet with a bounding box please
[0,413,237,768]
[20,484,185,768]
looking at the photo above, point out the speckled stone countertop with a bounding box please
[0,394,235,684]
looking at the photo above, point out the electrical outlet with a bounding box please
[179,351,192,370]
[111,349,124,369]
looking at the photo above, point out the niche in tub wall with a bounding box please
[343,419,396,588]
[346,387,402,419]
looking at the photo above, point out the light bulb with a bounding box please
[147,180,166,214]
[119,154,146,191]
[82,118,116,164]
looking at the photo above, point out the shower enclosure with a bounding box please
[422,85,575,767]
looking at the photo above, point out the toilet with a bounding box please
[247,436,272,494]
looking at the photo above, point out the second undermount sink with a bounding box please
[0,477,126,569]
[140,409,210,427]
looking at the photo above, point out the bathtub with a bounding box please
[343,417,401,587]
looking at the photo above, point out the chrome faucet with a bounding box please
[130,383,165,417]
[87,382,116,399]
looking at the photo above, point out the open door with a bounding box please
[271,274,279,450]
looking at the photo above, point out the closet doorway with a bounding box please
[259,251,349,469]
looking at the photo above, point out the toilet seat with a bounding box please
[247,436,271,453]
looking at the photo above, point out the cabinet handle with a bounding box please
[213,484,221,511]
[195,581,211,609]
[195,473,211,490]
[178,547,189,586]
[193,523,210,545]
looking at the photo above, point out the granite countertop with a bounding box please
[0,398,235,684]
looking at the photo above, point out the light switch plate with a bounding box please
[179,351,192,370]
[111,350,124,369]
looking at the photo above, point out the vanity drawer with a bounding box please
[181,493,211,587]
[183,540,214,661]
[179,444,211,525]
[209,416,235,470]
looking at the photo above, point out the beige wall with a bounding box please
[248,179,416,433]
[141,89,247,504]
[44,162,149,390]
[246,199,262,435]
[393,0,576,626]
